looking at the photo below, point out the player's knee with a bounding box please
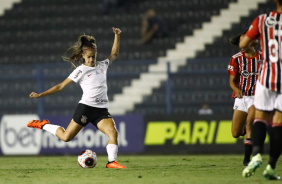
[232,130,240,138]
[60,134,73,142]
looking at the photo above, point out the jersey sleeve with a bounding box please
[227,57,238,76]
[246,17,260,40]
[68,66,83,83]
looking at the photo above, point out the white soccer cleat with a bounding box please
[263,164,281,180]
[242,153,262,178]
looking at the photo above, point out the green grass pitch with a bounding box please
[0,155,281,184]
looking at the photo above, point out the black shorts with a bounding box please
[73,103,112,128]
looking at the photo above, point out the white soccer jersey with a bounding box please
[68,59,110,108]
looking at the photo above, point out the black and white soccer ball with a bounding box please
[78,149,97,168]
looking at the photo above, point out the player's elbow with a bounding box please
[239,36,250,49]
[113,52,119,57]
[110,53,119,60]
[239,42,246,49]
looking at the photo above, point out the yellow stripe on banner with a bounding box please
[144,122,176,145]
[215,120,237,144]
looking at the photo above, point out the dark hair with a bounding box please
[62,35,97,67]
[279,0,282,5]
[229,29,248,46]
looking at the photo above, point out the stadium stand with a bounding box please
[196,0,276,58]
[0,0,275,116]
[0,0,237,63]
[130,58,233,115]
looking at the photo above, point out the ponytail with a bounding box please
[62,35,96,68]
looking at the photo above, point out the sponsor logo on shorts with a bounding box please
[81,115,88,124]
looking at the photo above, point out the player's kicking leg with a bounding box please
[27,119,83,142]
[27,119,50,129]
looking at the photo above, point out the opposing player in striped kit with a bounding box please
[241,0,282,180]
[228,30,262,166]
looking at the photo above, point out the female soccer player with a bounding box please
[241,0,282,180]
[27,27,126,169]
[228,30,262,166]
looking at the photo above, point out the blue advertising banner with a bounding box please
[0,114,144,155]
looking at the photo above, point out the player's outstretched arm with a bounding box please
[108,27,121,64]
[29,78,73,98]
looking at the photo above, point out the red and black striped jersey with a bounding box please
[246,11,282,92]
[228,51,262,98]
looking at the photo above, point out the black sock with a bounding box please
[252,121,267,155]
[243,138,252,165]
[269,126,282,169]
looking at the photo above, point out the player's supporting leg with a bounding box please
[243,139,252,166]
[243,106,255,166]
[263,111,282,180]
[27,119,83,142]
[97,118,126,169]
[242,119,266,177]
[231,110,251,165]
[231,110,248,138]
[251,119,268,156]
[242,110,271,178]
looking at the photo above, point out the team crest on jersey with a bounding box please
[81,115,88,124]
[265,17,276,27]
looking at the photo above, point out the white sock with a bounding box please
[106,144,118,162]
[42,124,62,136]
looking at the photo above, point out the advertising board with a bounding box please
[0,114,144,155]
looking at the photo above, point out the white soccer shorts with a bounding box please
[233,96,255,113]
[254,81,282,112]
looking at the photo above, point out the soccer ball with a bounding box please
[78,149,97,168]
